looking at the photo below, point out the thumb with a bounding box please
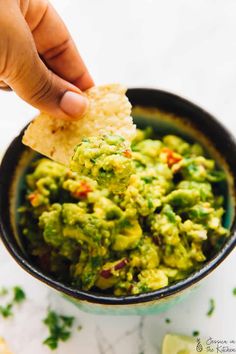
[1,9,88,119]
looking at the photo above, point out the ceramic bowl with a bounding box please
[0,88,236,315]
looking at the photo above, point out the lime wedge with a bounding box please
[162,333,210,354]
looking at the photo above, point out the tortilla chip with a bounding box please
[0,337,13,354]
[22,84,136,166]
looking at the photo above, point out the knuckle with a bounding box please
[42,38,72,61]
[0,56,7,79]
[0,80,11,91]
[18,0,30,16]
[0,36,9,78]
[29,70,54,104]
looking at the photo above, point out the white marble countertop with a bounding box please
[0,1,236,353]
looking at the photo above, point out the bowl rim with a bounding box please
[0,87,236,305]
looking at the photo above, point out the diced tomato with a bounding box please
[123,149,132,158]
[161,147,182,167]
[73,181,92,199]
[27,192,40,207]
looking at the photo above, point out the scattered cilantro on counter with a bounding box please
[207,298,215,317]
[43,310,75,350]
[192,330,200,337]
[165,318,171,324]
[0,285,26,318]
[13,286,26,303]
[0,304,13,318]
[233,288,236,296]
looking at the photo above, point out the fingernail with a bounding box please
[60,91,88,118]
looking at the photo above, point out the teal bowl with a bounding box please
[0,88,236,315]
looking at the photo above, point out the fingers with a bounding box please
[0,4,88,119]
[0,81,11,91]
[24,0,94,90]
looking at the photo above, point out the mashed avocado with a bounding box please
[19,128,229,296]
[70,135,134,192]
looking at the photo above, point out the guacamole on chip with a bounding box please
[19,128,228,296]
[70,135,134,192]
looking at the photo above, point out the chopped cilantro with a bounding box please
[0,304,13,318]
[141,176,153,183]
[233,288,236,296]
[0,285,26,318]
[207,298,215,317]
[60,315,74,328]
[192,330,200,337]
[119,218,131,229]
[165,318,171,324]
[139,284,149,292]
[43,337,58,350]
[43,310,75,350]
[13,286,26,303]
[147,198,154,209]
[163,206,176,223]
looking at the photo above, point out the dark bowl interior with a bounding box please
[0,88,236,305]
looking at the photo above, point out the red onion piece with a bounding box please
[100,269,112,279]
[114,258,128,270]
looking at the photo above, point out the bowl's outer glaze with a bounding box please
[0,88,236,315]
[63,286,194,315]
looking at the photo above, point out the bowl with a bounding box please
[0,88,236,315]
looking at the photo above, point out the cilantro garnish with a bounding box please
[207,298,215,317]
[43,310,75,350]
[192,330,200,337]
[0,304,13,318]
[13,286,26,303]
[0,285,26,318]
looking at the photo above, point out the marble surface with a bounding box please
[0,0,236,353]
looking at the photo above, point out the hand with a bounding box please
[0,0,94,119]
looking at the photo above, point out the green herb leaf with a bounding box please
[43,310,75,350]
[0,304,13,318]
[233,288,236,296]
[207,298,215,317]
[59,331,71,342]
[13,286,26,303]
[165,318,171,324]
[43,336,58,350]
[141,176,153,183]
[43,310,58,330]
[0,285,26,319]
[192,330,200,337]
[147,198,154,209]
[60,315,74,328]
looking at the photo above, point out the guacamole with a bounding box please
[70,135,134,192]
[19,128,228,296]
